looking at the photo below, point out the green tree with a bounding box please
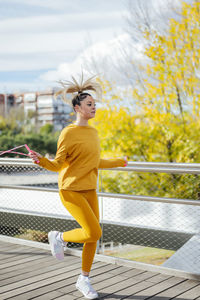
[40,124,54,135]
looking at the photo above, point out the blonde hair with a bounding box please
[54,74,102,106]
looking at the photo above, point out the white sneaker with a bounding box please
[48,231,65,261]
[76,275,98,299]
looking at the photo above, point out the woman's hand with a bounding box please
[28,150,42,164]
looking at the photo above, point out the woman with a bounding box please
[29,75,127,299]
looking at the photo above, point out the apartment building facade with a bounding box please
[0,90,73,131]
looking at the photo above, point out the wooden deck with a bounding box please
[1,241,200,300]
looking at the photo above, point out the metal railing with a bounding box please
[1,158,200,274]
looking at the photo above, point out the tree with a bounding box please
[89,1,200,200]
[91,106,200,199]
[133,1,200,118]
[40,124,54,135]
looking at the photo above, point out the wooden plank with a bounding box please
[8,274,78,300]
[51,295,76,300]
[28,290,64,300]
[120,268,152,279]
[0,242,18,250]
[0,255,79,280]
[0,245,49,258]
[128,271,159,282]
[0,267,81,299]
[149,279,200,299]
[0,251,51,272]
[0,244,39,257]
[123,277,186,299]
[0,258,81,287]
[0,243,41,254]
[0,246,46,264]
[90,264,122,278]
[29,263,113,294]
[16,262,124,300]
[146,273,172,283]
[0,254,54,276]
[97,272,172,300]
[0,260,81,294]
[108,266,133,275]
[73,274,139,298]
[0,261,103,299]
[97,280,155,300]
[5,261,104,300]
[97,276,139,294]
[0,256,60,280]
[59,267,124,296]
[17,265,115,300]
[175,284,200,299]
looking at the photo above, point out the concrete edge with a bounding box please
[1,235,200,281]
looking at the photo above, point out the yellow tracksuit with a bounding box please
[38,124,126,272]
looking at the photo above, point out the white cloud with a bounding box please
[0,32,82,55]
[2,0,128,13]
[0,9,125,55]
[0,24,124,72]
[0,11,126,35]
[39,0,188,87]
[0,0,195,92]
[0,51,76,72]
[0,6,125,71]
[40,33,146,85]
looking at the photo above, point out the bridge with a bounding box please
[1,158,200,299]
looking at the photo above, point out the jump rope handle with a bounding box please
[25,144,39,164]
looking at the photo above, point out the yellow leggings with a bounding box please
[59,189,102,273]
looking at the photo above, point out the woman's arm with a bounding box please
[37,146,69,172]
[98,157,127,169]
[29,130,69,172]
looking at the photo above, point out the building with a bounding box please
[1,90,74,131]
[0,93,16,116]
[36,91,73,131]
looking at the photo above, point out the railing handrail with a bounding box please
[1,184,200,206]
[1,158,200,174]
[0,158,33,166]
[1,157,200,167]
[115,166,200,174]
[128,161,200,168]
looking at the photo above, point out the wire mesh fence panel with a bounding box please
[98,170,200,200]
[1,158,200,274]
[0,158,81,248]
[0,158,58,188]
[98,168,200,274]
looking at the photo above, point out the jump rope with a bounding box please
[0,144,39,163]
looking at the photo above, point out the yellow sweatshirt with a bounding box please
[38,124,126,191]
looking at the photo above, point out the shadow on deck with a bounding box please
[1,240,200,300]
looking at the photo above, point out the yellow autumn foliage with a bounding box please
[90,1,200,199]
[136,1,200,116]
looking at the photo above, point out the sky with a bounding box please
[0,0,190,94]
[0,0,130,93]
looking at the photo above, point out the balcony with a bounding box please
[1,158,200,298]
